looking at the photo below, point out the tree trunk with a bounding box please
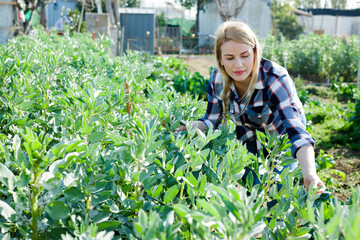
[114,0,119,25]
[105,0,115,26]
[23,0,38,34]
[195,0,200,34]
[96,0,103,13]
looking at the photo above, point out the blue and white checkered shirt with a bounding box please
[199,58,315,158]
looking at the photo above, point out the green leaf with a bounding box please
[97,221,121,232]
[306,200,315,224]
[0,200,16,221]
[163,185,180,203]
[248,221,266,238]
[138,209,148,230]
[295,227,311,237]
[88,131,106,144]
[207,129,221,141]
[174,162,191,178]
[198,175,207,194]
[64,187,85,202]
[197,199,221,220]
[173,204,190,218]
[185,172,197,188]
[65,139,83,152]
[325,211,342,235]
[91,190,112,205]
[152,183,163,197]
[144,140,163,155]
[80,124,93,135]
[13,135,27,168]
[0,163,16,190]
[45,228,69,240]
[46,201,70,220]
[145,153,157,164]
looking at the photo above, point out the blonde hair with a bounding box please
[215,21,262,126]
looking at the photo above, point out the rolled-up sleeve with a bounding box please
[267,72,315,158]
[198,69,223,129]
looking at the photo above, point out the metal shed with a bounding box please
[119,8,155,54]
[46,0,76,29]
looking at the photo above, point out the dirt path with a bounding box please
[179,55,217,77]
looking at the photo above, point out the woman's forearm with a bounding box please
[296,145,317,177]
[296,145,325,192]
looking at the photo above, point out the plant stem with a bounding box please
[261,155,277,208]
[179,181,186,203]
[179,165,191,203]
[31,171,39,240]
[31,190,38,240]
[86,195,90,222]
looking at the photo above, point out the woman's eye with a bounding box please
[242,55,249,58]
[225,57,234,60]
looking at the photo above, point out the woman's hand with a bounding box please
[174,124,187,132]
[303,172,326,194]
[161,117,207,133]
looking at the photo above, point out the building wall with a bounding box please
[297,14,360,36]
[199,0,272,46]
[0,1,16,44]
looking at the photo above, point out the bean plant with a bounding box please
[261,32,360,82]
[0,30,359,240]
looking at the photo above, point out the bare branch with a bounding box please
[215,0,246,22]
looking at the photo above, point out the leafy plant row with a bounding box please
[0,30,359,240]
[262,33,360,82]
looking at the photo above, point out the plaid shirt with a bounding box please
[199,58,315,158]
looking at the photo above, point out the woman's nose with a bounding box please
[234,57,243,67]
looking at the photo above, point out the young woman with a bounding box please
[177,21,325,193]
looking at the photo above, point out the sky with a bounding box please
[140,0,360,20]
[347,0,360,8]
[141,0,360,9]
[140,0,196,19]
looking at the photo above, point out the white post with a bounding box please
[280,32,286,69]
[357,50,360,92]
[179,10,184,55]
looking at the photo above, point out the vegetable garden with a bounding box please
[0,29,359,240]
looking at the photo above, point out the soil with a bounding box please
[327,148,360,202]
[178,55,360,203]
[178,55,217,78]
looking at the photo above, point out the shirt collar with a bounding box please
[254,72,265,89]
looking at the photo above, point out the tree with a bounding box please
[329,0,347,9]
[293,0,322,8]
[119,0,141,7]
[292,0,347,9]
[215,0,246,22]
[271,0,304,40]
[175,0,209,35]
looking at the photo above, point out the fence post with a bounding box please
[125,82,130,115]
[357,50,360,103]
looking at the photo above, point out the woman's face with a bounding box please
[220,40,255,85]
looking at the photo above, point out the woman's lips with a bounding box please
[234,70,245,75]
